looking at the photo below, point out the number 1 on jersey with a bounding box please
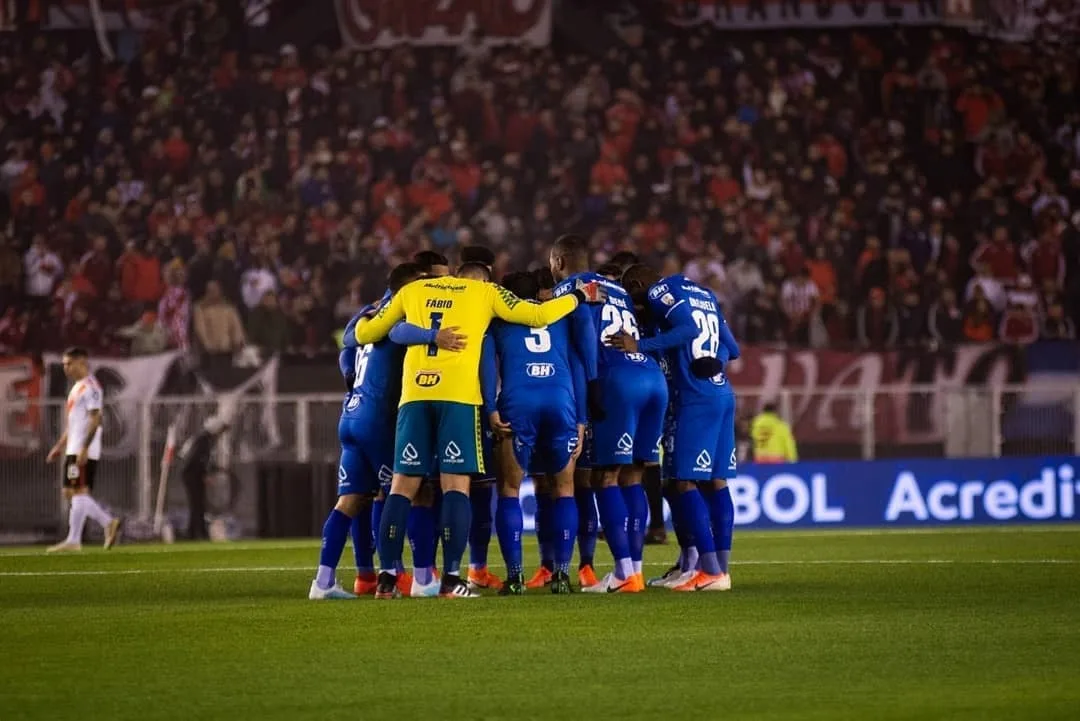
[427,312,443,357]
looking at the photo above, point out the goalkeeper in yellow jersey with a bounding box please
[354,269,607,598]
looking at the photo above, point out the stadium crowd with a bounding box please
[1,5,1079,360]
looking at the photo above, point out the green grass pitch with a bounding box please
[2,527,1079,721]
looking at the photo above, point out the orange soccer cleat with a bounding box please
[671,570,731,593]
[581,572,644,594]
[353,572,378,596]
[525,567,553,590]
[577,564,599,588]
[466,566,503,591]
[396,571,414,597]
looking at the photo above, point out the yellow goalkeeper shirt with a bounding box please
[354,277,581,406]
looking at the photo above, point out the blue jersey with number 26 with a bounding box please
[644,275,739,399]
[553,271,660,374]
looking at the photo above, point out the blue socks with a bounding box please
[316,508,352,588]
[350,510,374,575]
[371,498,385,556]
[623,484,648,574]
[575,488,598,567]
[468,484,493,569]
[680,489,721,576]
[596,485,632,579]
[440,490,471,576]
[710,485,735,574]
[408,505,437,585]
[377,494,411,573]
[553,496,578,576]
[536,493,555,570]
[495,496,524,579]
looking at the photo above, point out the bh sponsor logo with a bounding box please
[526,363,555,378]
[415,370,441,387]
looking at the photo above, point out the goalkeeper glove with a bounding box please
[572,279,608,305]
[586,379,607,422]
[689,357,725,379]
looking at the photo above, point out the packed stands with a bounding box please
[1,2,1078,359]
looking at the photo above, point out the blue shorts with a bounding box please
[394,401,484,476]
[502,389,579,476]
[338,405,394,496]
[662,390,737,482]
[592,365,668,466]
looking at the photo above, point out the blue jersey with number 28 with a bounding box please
[643,275,739,399]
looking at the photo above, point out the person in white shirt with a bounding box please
[45,347,121,552]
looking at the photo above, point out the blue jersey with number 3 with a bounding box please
[487,316,585,421]
[645,275,739,400]
[553,271,661,374]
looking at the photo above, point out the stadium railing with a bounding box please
[1,382,1077,541]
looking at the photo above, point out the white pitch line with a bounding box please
[2,525,1079,557]
[1,559,1078,578]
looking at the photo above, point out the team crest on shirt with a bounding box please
[415,370,441,387]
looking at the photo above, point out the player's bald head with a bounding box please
[549,234,589,281]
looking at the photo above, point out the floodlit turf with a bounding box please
[2,528,1079,721]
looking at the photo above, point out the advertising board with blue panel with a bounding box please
[517,456,1080,531]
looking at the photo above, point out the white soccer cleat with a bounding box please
[308,580,357,600]
[46,542,81,553]
[647,564,684,588]
[580,572,641,594]
[662,569,698,589]
[411,576,441,598]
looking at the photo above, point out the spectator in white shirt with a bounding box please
[964,265,1007,312]
[23,234,63,298]
[241,259,278,310]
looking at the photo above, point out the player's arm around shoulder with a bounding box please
[354,289,406,345]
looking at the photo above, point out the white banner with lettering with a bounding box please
[665,0,940,28]
[335,0,551,48]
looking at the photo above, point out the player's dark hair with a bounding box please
[413,250,450,272]
[460,245,495,268]
[610,251,640,271]
[456,261,492,281]
[501,271,539,301]
[621,263,661,297]
[387,262,425,293]
[533,266,555,291]
[763,403,779,414]
[63,346,89,360]
[596,263,622,280]
[551,234,589,269]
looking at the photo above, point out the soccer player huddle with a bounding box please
[310,234,738,600]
